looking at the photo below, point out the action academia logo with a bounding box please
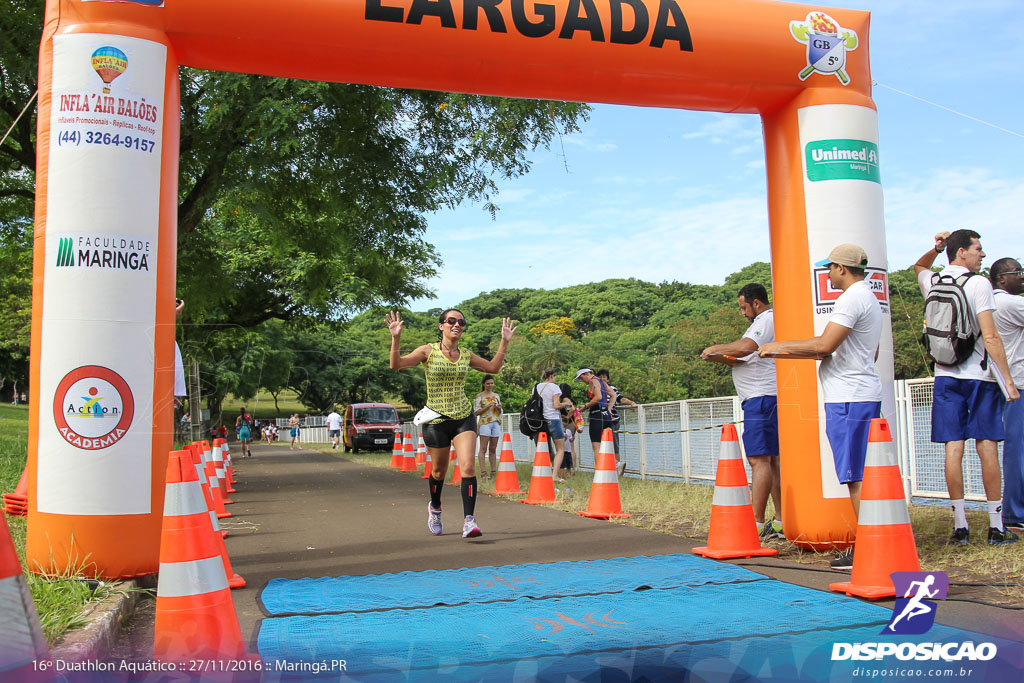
[790,11,859,85]
[53,365,135,450]
[832,571,997,663]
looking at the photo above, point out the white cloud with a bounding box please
[883,168,1024,267]
[681,115,761,145]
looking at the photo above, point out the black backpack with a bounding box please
[518,384,545,437]
[922,272,979,366]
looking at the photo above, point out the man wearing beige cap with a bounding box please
[759,243,882,570]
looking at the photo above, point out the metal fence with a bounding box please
[272,376,1001,503]
[489,377,997,503]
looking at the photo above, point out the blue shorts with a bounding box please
[546,418,565,440]
[741,396,779,457]
[824,401,881,484]
[931,376,1005,443]
[478,420,501,438]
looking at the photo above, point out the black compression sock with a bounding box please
[429,475,443,509]
[461,476,477,517]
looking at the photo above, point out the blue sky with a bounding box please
[411,1,1024,310]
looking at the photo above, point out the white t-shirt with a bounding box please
[173,342,186,397]
[819,279,883,403]
[994,289,1024,387]
[326,411,342,431]
[731,309,777,402]
[535,381,562,420]
[918,265,995,381]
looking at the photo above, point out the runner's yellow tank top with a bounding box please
[422,343,472,422]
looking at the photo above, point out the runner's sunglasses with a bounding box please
[444,317,468,327]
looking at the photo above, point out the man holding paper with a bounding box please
[701,283,782,540]
[991,258,1024,531]
[914,230,1019,547]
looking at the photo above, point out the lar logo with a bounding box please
[883,571,949,635]
[790,12,859,85]
[53,365,135,450]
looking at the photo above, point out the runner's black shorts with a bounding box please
[422,413,477,449]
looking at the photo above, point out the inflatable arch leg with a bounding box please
[27,14,179,578]
[763,88,897,550]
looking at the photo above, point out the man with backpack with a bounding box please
[914,229,1019,546]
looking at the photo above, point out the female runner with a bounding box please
[387,309,516,538]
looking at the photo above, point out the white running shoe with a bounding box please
[427,504,443,535]
[462,515,482,538]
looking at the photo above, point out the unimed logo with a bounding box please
[831,571,997,663]
[56,237,75,267]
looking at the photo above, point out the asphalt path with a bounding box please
[116,440,1023,661]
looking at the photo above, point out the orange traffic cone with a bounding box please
[216,439,237,493]
[0,509,48,675]
[450,446,462,485]
[2,465,28,517]
[188,444,229,539]
[192,442,231,520]
[390,430,404,469]
[210,442,232,504]
[415,434,427,468]
[578,428,630,518]
[830,418,921,599]
[421,444,433,478]
[522,432,561,505]
[494,433,523,494]
[693,424,776,559]
[154,450,247,661]
[401,434,418,472]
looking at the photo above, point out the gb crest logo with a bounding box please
[790,12,859,85]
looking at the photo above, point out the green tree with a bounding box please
[1,4,590,339]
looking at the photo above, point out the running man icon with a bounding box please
[884,571,950,635]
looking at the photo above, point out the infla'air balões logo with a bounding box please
[53,366,135,450]
[90,46,128,94]
[883,571,949,635]
[790,12,858,85]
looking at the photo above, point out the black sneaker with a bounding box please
[829,548,854,570]
[988,527,1019,546]
[948,527,970,546]
[1005,521,1024,531]
[758,519,784,541]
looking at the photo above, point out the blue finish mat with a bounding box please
[257,581,891,674]
[258,553,768,616]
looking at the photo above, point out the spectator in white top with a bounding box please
[702,282,782,540]
[991,258,1024,532]
[326,406,343,450]
[534,368,573,481]
[915,230,1019,547]
[759,244,882,570]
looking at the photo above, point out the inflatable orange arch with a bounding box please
[29,0,894,577]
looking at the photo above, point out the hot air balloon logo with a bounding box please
[91,46,128,93]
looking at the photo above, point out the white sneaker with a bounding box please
[427,504,443,535]
[462,515,482,538]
